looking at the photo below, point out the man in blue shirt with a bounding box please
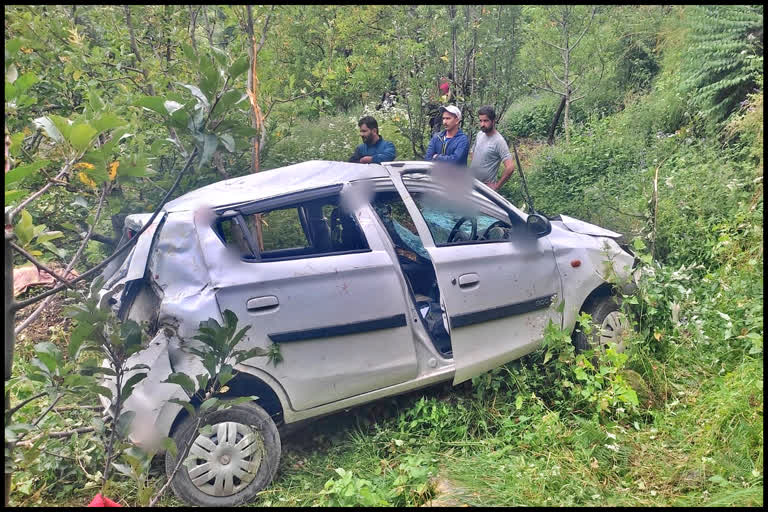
[349,116,396,164]
[425,105,469,166]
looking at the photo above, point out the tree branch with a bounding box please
[16,426,96,448]
[15,184,109,336]
[8,157,78,222]
[9,242,76,290]
[12,148,198,312]
[5,392,46,420]
[255,6,275,57]
[569,6,596,52]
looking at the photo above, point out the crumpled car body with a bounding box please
[96,160,635,447]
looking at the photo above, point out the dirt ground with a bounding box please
[14,286,81,350]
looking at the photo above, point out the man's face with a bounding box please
[442,113,459,131]
[359,124,376,144]
[478,114,494,133]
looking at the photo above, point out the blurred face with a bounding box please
[442,112,459,132]
[359,123,377,144]
[478,114,495,133]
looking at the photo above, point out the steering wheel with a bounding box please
[480,220,509,240]
[447,216,477,243]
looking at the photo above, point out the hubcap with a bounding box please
[186,421,265,497]
[597,311,630,352]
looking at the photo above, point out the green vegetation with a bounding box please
[5,4,762,507]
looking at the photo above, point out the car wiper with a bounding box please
[510,139,536,215]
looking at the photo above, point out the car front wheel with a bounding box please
[572,294,632,354]
[165,401,281,506]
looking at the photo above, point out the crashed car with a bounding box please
[97,160,635,506]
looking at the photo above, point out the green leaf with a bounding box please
[5,38,24,56]
[121,372,148,400]
[178,83,209,110]
[200,56,221,101]
[92,385,114,401]
[5,160,50,186]
[164,100,184,115]
[225,396,258,407]
[87,87,105,113]
[200,397,219,413]
[162,437,178,458]
[36,230,63,244]
[116,411,136,439]
[219,134,235,153]
[14,209,35,245]
[14,73,37,96]
[181,42,198,65]
[210,46,229,68]
[195,373,209,392]
[211,90,246,119]
[111,462,134,478]
[34,353,57,374]
[68,123,98,152]
[121,320,143,351]
[168,398,196,417]
[163,373,196,397]
[135,96,168,116]
[68,322,94,360]
[199,133,218,168]
[229,55,250,81]
[91,114,126,133]
[92,416,106,435]
[218,366,234,387]
[5,190,25,202]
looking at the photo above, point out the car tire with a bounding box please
[572,294,631,354]
[165,400,281,506]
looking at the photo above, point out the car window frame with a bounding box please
[212,185,372,262]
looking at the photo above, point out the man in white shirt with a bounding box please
[469,106,515,191]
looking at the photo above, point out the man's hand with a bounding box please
[360,156,374,164]
[488,181,500,191]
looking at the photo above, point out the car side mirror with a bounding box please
[526,213,551,237]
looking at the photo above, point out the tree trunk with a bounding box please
[547,95,567,145]
[5,131,17,506]
[449,5,457,90]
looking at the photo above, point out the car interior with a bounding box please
[215,195,369,261]
[371,191,453,357]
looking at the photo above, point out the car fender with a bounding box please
[549,223,635,332]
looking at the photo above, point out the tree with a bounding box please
[521,5,603,142]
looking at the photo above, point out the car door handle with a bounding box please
[247,295,279,311]
[458,273,479,288]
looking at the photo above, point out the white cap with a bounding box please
[439,105,462,121]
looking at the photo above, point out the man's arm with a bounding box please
[434,134,469,163]
[371,141,396,163]
[493,158,515,190]
[425,135,438,161]
[349,145,362,163]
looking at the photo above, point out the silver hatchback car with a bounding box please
[97,160,635,506]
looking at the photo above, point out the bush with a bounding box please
[262,103,415,169]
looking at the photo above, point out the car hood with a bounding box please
[555,214,623,239]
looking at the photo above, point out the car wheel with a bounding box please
[573,295,631,354]
[165,401,281,506]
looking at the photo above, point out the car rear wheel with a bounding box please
[165,401,281,506]
[573,295,631,354]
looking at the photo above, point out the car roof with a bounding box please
[164,160,392,212]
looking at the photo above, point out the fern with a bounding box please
[680,5,763,124]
